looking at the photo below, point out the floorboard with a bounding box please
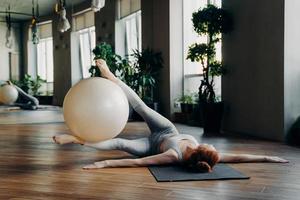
[0,110,299,200]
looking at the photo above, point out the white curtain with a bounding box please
[79,27,96,78]
[125,11,142,56]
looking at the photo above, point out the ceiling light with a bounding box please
[31,0,39,44]
[5,6,13,48]
[91,0,105,12]
[57,0,71,32]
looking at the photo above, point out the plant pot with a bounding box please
[180,103,194,113]
[34,95,53,105]
[200,101,224,133]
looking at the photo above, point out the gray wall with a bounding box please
[142,0,184,119]
[95,0,116,46]
[142,0,171,117]
[52,13,73,105]
[222,0,300,141]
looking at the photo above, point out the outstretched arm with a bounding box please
[219,153,288,163]
[83,149,179,169]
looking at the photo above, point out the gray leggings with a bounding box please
[85,79,176,156]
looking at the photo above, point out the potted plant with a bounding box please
[11,74,50,104]
[187,4,233,133]
[31,75,46,96]
[89,42,123,77]
[131,48,163,109]
[177,93,196,113]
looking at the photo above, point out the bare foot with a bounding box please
[53,134,83,145]
[95,59,117,82]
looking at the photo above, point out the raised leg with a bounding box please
[116,80,177,133]
[95,59,177,134]
[85,137,151,157]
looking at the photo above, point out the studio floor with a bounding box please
[0,108,299,200]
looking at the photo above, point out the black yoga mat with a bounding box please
[148,164,249,182]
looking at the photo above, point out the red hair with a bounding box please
[183,146,220,172]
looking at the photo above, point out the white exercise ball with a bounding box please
[0,85,19,104]
[63,77,129,142]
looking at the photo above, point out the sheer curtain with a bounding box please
[79,27,96,78]
[36,22,54,95]
[124,11,142,57]
[73,10,96,79]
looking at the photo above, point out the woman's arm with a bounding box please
[83,149,179,169]
[219,153,288,163]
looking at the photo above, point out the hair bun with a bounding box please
[196,161,212,172]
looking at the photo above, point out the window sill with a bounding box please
[184,74,203,78]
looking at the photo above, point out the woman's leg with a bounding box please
[96,59,177,133]
[116,80,177,133]
[53,134,150,157]
[85,137,150,157]
[14,85,39,106]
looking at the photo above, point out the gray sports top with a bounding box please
[160,134,199,161]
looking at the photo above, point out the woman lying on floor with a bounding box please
[0,81,39,109]
[53,59,288,172]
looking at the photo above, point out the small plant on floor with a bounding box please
[177,92,197,113]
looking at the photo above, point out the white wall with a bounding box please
[0,19,21,81]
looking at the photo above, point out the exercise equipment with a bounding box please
[148,164,249,182]
[0,85,18,105]
[63,77,129,142]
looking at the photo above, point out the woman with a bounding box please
[0,81,39,109]
[53,59,288,172]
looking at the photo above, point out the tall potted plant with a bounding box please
[187,4,232,133]
[132,48,163,108]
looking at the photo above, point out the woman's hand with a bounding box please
[83,161,107,170]
[265,156,289,163]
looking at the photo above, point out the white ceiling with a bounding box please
[0,0,87,20]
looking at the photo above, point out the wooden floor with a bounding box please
[0,110,300,200]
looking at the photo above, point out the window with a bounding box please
[36,22,54,95]
[73,10,96,79]
[124,11,142,57]
[183,0,222,93]
[79,27,96,78]
[116,0,141,58]
[37,38,54,82]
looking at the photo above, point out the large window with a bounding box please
[73,10,96,79]
[79,27,96,78]
[116,0,141,58]
[37,38,54,83]
[183,0,221,93]
[36,22,54,95]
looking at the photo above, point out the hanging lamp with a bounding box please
[5,5,13,48]
[56,0,71,33]
[31,0,39,44]
[91,0,105,12]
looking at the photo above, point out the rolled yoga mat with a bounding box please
[148,164,249,182]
